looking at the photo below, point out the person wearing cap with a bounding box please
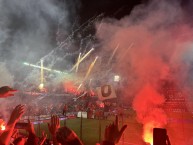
[0,86,17,98]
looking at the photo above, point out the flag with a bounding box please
[96,85,117,100]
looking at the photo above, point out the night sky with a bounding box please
[77,0,192,23]
[79,0,143,22]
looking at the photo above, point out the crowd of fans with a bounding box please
[0,89,133,122]
[0,86,171,145]
[0,86,128,145]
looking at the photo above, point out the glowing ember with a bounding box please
[1,124,5,131]
[143,127,153,145]
[0,119,6,131]
[64,81,79,94]
[39,83,44,90]
[99,102,104,108]
[143,121,162,145]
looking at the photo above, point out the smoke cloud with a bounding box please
[0,0,79,79]
[96,0,193,144]
[0,62,14,86]
[1,0,193,144]
[0,0,80,121]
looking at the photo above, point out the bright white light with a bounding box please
[0,119,6,131]
[23,62,29,65]
[54,70,62,73]
[114,75,120,82]
[1,125,5,131]
[39,83,44,90]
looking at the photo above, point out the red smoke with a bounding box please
[95,1,193,144]
[63,81,78,94]
[133,84,167,144]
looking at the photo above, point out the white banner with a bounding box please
[96,85,117,100]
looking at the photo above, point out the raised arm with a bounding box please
[0,86,17,98]
[48,115,60,145]
[0,104,25,145]
[39,131,47,145]
[102,115,127,145]
[25,119,39,145]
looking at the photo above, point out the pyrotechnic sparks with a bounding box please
[23,62,62,73]
[107,44,119,65]
[77,83,82,91]
[76,56,98,91]
[1,0,193,144]
[76,53,82,73]
[40,59,44,90]
[70,48,95,72]
[84,56,98,81]
[119,43,134,62]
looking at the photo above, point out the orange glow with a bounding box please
[64,81,79,94]
[143,132,153,145]
[99,102,104,108]
[89,90,95,96]
[143,122,154,145]
[1,124,5,131]
[0,119,6,131]
[133,84,167,145]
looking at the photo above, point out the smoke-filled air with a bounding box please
[96,0,193,145]
[1,0,193,145]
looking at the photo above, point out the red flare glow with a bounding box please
[64,81,80,94]
[1,124,5,131]
[0,119,6,131]
[143,122,154,145]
